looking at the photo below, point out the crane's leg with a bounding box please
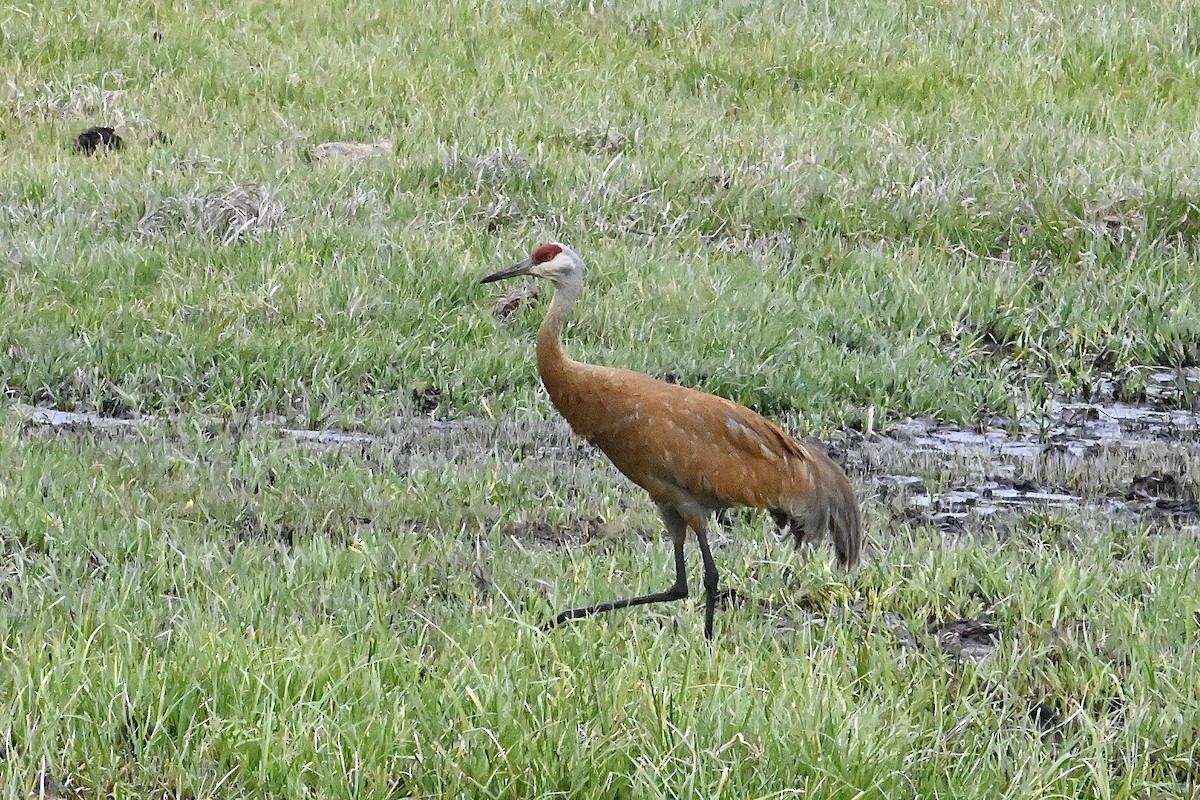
[691,520,721,641]
[540,507,689,633]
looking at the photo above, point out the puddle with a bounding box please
[889,371,1200,458]
[25,406,143,431]
[877,475,1090,533]
[867,374,1200,532]
[1142,369,1200,405]
[892,400,1200,459]
[21,404,397,445]
[875,466,1200,534]
[938,481,1079,511]
[14,402,589,476]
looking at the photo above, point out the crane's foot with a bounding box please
[539,608,584,632]
[540,605,600,632]
[539,583,690,634]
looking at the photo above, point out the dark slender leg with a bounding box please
[693,523,720,640]
[542,506,689,633]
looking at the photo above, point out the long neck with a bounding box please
[535,275,582,392]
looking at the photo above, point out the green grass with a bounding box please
[4,0,1200,429]
[4,0,1200,796]
[3,419,1199,798]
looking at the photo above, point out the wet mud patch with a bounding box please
[927,616,1000,661]
[890,401,1200,460]
[1114,368,1200,410]
[869,611,1003,661]
[16,393,1200,541]
[879,475,1082,534]
[874,466,1199,538]
[17,403,584,464]
[22,406,145,436]
[867,383,1200,536]
[491,513,616,549]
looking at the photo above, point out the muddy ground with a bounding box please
[19,368,1200,545]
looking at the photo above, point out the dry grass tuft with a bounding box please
[440,142,532,186]
[138,184,286,243]
[311,141,392,163]
[7,77,152,130]
[568,124,634,154]
[432,143,546,229]
[473,194,544,231]
[703,226,796,259]
[490,282,541,320]
[1089,187,1146,244]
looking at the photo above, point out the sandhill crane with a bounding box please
[482,243,862,639]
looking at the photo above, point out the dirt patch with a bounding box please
[492,513,609,548]
[30,770,87,800]
[75,125,122,154]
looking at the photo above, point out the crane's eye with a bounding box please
[531,244,562,265]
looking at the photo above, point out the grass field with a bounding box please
[3,0,1200,796]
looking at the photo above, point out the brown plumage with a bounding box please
[482,242,862,639]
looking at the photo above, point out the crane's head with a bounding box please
[481,242,583,287]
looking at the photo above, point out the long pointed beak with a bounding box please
[481,258,532,284]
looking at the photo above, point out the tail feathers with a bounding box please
[828,487,862,569]
[772,469,863,570]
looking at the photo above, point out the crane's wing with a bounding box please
[569,367,820,512]
[649,386,818,508]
